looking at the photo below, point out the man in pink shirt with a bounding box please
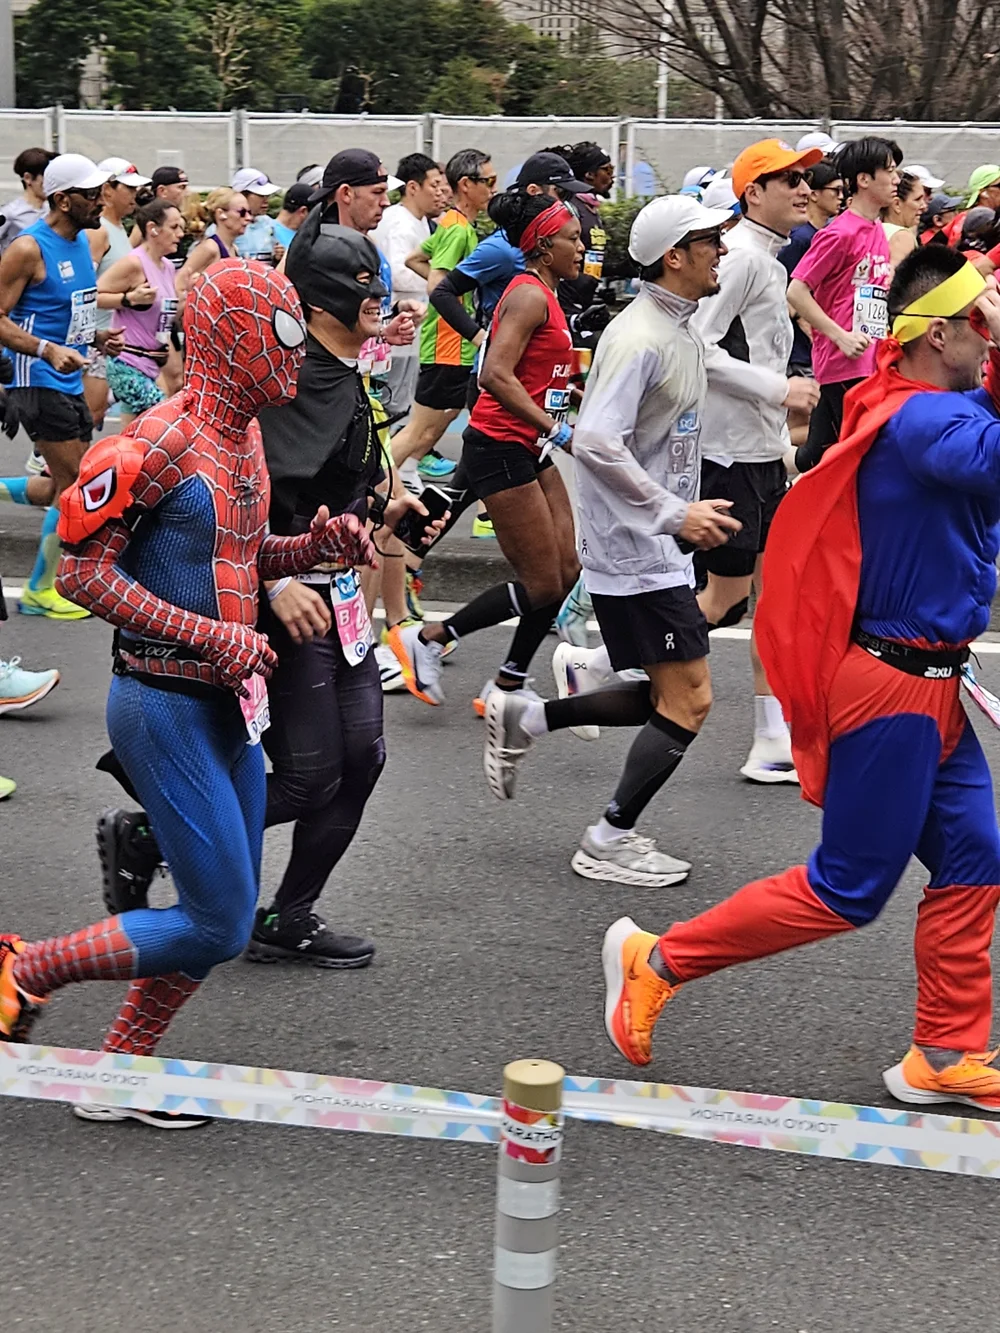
[787,136,901,471]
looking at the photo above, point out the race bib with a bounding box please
[584,226,607,280]
[66,287,98,347]
[852,284,888,339]
[239,671,271,746]
[668,410,700,500]
[332,569,374,666]
[537,386,573,459]
[156,297,179,345]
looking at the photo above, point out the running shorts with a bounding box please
[461,424,553,500]
[106,358,166,416]
[592,585,710,672]
[697,457,787,578]
[798,377,864,472]
[414,363,472,412]
[7,387,93,444]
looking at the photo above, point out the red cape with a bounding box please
[756,341,942,806]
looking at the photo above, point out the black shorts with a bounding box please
[799,378,863,471]
[7,387,93,444]
[461,424,552,500]
[592,585,710,672]
[414,363,472,411]
[697,457,787,579]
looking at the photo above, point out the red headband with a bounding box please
[519,201,574,255]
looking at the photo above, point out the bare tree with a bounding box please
[537,0,1000,120]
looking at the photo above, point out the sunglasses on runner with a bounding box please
[471,173,498,188]
[234,207,251,217]
[67,186,104,202]
[763,169,807,189]
[676,227,725,251]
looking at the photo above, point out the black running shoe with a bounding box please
[96,809,164,915]
[245,908,376,969]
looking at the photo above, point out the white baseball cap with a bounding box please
[233,167,281,196]
[908,164,944,190]
[97,157,152,187]
[297,165,324,189]
[681,165,716,191]
[701,174,740,216]
[43,153,112,196]
[795,131,841,155]
[629,195,735,265]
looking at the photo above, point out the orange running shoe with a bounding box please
[882,1045,1000,1112]
[0,935,46,1041]
[602,916,679,1066]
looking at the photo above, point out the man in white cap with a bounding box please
[483,195,742,889]
[0,154,123,618]
[84,157,154,429]
[908,164,944,204]
[230,167,283,264]
[795,131,840,155]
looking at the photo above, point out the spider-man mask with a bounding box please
[184,259,307,436]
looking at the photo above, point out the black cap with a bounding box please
[151,166,188,188]
[308,149,386,205]
[515,152,589,195]
[282,182,314,212]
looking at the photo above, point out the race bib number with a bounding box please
[66,287,98,347]
[668,410,700,500]
[239,671,271,746]
[583,250,604,280]
[156,297,179,345]
[333,569,374,666]
[852,284,888,339]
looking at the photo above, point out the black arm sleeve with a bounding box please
[429,269,482,344]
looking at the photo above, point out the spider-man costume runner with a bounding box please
[0,261,376,1122]
[601,249,1000,1112]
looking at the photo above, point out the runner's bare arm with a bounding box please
[0,234,47,355]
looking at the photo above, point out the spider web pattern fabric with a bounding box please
[103,974,201,1055]
[13,918,138,1000]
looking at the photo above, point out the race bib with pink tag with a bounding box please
[333,570,374,666]
[239,671,271,745]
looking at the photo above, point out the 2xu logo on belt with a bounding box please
[854,629,969,679]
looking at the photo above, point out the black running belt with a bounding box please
[853,628,969,679]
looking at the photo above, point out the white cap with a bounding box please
[97,157,152,187]
[43,153,112,196]
[701,174,740,215]
[233,167,281,196]
[795,131,840,155]
[909,164,944,189]
[297,165,324,189]
[682,164,716,190]
[629,195,735,265]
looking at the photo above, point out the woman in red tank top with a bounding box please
[395,190,586,714]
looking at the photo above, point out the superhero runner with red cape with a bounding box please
[601,248,1000,1111]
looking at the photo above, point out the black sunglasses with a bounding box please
[677,228,725,250]
[67,186,104,201]
[761,169,807,189]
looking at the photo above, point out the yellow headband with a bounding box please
[891,262,987,344]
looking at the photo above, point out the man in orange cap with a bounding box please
[690,138,822,784]
[787,135,902,471]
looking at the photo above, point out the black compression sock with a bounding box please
[544,681,653,731]
[501,600,562,677]
[442,580,529,643]
[605,713,698,829]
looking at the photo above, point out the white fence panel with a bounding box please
[0,109,55,195]
[624,118,820,196]
[431,116,619,192]
[242,114,425,188]
[57,110,237,191]
[833,122,1000,194]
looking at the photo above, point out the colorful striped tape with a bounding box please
[3,1042,1000,1178]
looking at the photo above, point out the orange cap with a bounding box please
[731,139,825,199]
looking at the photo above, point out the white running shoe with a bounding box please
[571,826,691,888]
[374,643,405,693]
[551,641,605,742]
[0,658,60,715]
[555,574,592,647]
[484,689,537,799]
[389,621,445,705]
[740,734,800,785]
[72,1104,211,1130]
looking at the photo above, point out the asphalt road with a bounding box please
[3,600,1000,1332]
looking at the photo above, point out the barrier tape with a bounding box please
[4,1043,1000,1179]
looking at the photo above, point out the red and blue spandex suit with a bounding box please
[6,261,375,1054]
[656,343,1000,1054]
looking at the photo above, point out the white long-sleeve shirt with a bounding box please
[691,217,792,464]
[574,282,707,596]
[372,204,430,359]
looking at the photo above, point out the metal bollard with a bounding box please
[492,1058,565,1333]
